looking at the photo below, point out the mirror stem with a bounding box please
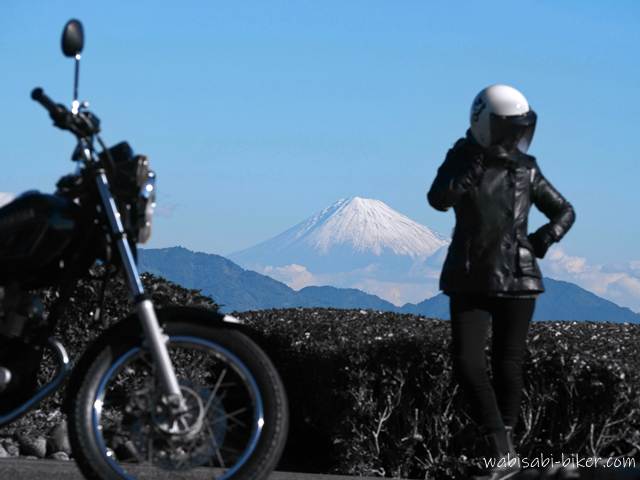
[72,54,81,114]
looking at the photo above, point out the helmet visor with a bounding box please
[489,110,537,153]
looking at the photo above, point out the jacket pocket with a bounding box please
[516,243,541,277]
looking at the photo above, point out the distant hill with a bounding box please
[138,247,396,312]
[139,247,640,323]
[403,278,640,323]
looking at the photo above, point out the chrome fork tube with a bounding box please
[95,170,183,403]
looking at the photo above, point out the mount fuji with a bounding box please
[0,193,14,207]
[228,196,450,306]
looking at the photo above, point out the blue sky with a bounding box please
[2,1,639,265]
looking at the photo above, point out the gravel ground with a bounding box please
[0,458,401,479]
[2,459,640,480]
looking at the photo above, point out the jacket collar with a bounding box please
[465,129,480,146]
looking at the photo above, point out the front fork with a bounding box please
[94,169,184,408]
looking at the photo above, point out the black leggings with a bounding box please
[449,293,535,434]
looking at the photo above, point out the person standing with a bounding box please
[427,84,575,479]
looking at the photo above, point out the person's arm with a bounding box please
[427,144,486,212]
[527,165,576,258]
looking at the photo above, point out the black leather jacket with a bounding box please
[427,131,575,296]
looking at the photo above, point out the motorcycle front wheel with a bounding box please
[68,318,289,480]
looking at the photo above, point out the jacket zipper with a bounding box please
[464,238,471,274]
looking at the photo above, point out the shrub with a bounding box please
[238,309,640,479]
[2,271,639,480]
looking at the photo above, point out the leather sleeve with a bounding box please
[427,142,485,212]
[531,166,576,242]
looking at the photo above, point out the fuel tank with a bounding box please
[0,191,83,287]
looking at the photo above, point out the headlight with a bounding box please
[135,155,151,187]
[137,170,156,244]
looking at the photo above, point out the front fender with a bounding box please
[155,305,245,329]
[100,305,246,339]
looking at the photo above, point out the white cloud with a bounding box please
[542,245,640,313]
[258,246,640,313]
[262,264,317,290]
[260,263,440,306]
[606,276,640,308]
[351,278,440,307]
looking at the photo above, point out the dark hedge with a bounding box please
[1,270,639,480]
[237,309,640,479]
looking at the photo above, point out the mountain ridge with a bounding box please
[139,246,398,312]
[139,246,640,323]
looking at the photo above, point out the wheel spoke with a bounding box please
[214,407,248,431]
[92,338,267,475]
[203,368,228,414]
[205,422,226,469]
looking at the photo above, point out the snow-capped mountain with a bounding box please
[233,196,447,259]
[0,193,14,207]
[227,195,639,312]
[229,197,450,305]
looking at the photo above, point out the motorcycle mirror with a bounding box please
[61,19,84,57]
[61,19,84,114]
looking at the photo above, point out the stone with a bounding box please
[5,443,19,457]
[49,451,70,461]
[0,444,9,458]
[0,437,16,450]
[17,434,47,459]
[47,420,71,455]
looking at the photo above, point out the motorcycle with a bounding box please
[0,19,289,479]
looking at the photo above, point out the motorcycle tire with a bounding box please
[67,315,289,480]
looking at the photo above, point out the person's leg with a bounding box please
[488,297,536,429]
[450,293,505,434]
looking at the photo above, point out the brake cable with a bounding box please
[93,265,112,327]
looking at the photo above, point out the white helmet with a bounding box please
[469,84,537,153]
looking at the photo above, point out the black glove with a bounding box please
[456,153,486,191]
[527,225,555,259]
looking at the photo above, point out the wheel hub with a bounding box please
[151,385,205,438]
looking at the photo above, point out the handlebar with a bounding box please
[31,87,100,139]
[31,87,67,121]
